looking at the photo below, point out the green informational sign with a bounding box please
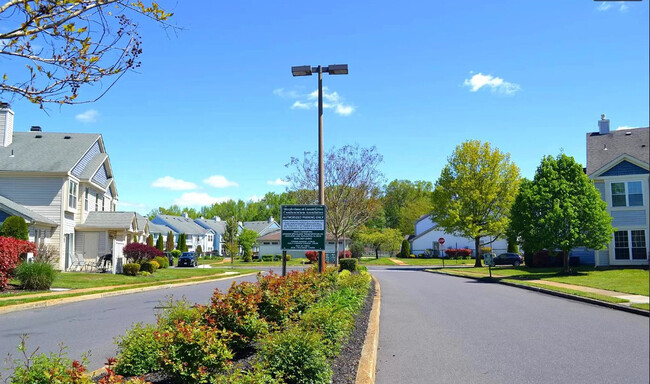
[281,205,326,251]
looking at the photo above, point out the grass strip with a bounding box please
[630,303,649,311]
[0,271,254,308]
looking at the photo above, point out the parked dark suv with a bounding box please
[494,252,524,266]
[177,252,198,267]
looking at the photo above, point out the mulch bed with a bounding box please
[97,281,377,383]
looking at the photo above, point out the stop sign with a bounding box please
[438,237,445,245]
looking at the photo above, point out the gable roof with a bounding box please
[154,214,211,235]
[0,132,102,174]
[134,213,149,233]
[243,220,279,236]
[195,218,227,235]
[586,127,649,176]
[77,211,136,231]
[148,221,176,235]
[0,194,57,226]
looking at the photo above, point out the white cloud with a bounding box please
[174,192,231,207]
[276,86,355,116]
[151,176,197,191]
[75,109,99,123]
[463,72,520,95]
[267,178,290,186]
[203,175,239,188]
[596,2,612,11]
[247,195,263,202]
[596,2,629,12]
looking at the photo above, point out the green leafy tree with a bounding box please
[223,217,239,265]
[508,154,613,272]
[146,234,154,247]
[238,228,258,258]
[383,180,433,233]
[431,140,521,267]
[0,216,29,240]
[155,234,164,251]
[195,245,203,257]
[165,231,175,252]
[0,1,172,107]
[358,227,403,259]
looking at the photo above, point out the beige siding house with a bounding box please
[0,103,124,271]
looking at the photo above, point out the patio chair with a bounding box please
[68,253,81,271]
[75,253,89,272]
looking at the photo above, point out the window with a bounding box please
[68,181,77,209]
[611,181,644,207]
[614,230,647,260]
[84,188,89,211]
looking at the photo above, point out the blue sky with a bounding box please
[5,0,649,214]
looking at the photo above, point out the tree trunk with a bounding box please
[474,236,482,267]
[375,245,380,259]
[563,248,570,273]
[334,236,339,267]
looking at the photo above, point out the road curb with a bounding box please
[0,272,258,315]
[426,270,649,317]
[356,275,381,384]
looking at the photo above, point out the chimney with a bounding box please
[214,216,221,222]
[268,216,274,223]
[238,221,243,227]
[182,212,189,219]
[30,126,42,132]
[0,102,14,147]
[598,114,610,135]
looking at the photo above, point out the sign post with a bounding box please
[281,205,326,275]
[438,238,445,268]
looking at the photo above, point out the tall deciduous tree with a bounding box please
[286,145,384,263]
[508,154,613,272]
[223,217,239,265]
[357,227,403,259]
[238,228,258,257]
[0,1,172,106]
[431,140,521,267]
[383,180,433,234]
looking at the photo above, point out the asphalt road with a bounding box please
[0,272,261,370]
[374,269,650,384]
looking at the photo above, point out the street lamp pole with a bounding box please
[292,64,348,272]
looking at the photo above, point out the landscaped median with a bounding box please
[2,265,378,384]
[428,266,649,314]
[0,268,257,312]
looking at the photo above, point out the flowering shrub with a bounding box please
[157,321,233,384]
[8,338,91,384]
[0,236,37,290]
[123,242,163,264]
[338,250,352,259]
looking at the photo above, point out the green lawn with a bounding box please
[3,267,255,293]
[358,257,475,266]
[437,266,649,296]
[631,303,649,311]
[358,257,397,265]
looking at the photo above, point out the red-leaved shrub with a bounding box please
[305,251,319,263]
[123,243,163,264]
[0,236,37,290]
[338,250,351,259]
[443,248,473,258]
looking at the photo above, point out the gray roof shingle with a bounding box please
[243,220,278,236]
[586,127,649,176]
[0,194,57,226]
[148,221,176,235]
[77,211,135,230]
[0,132,101,173]
[195,218,227,235]
[156,215,211,235]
